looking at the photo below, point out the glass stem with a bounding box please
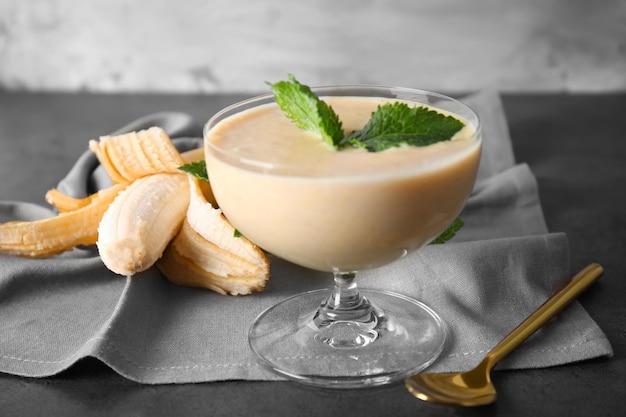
[315,272,376,325]
[310,272,380,348]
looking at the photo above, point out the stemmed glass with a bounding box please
[203,85,482,388]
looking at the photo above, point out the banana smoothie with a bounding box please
[205,96,481,272]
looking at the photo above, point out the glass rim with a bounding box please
[204,84,482,177]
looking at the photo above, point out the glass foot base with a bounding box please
[248,289,447,389]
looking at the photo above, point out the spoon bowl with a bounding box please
[406,362,495,406]
[405,263,604,406]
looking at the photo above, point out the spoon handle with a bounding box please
[483,263,603,368]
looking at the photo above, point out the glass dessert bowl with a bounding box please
[204,85,482,388]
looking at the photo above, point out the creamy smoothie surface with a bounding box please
[205,96,481,272]
[208,97,478,178]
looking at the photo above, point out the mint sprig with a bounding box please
[429,217,464,244]
[268,75,464,153]
[261,76,469,243]
[342,102,464,152]
[179,160,209,182]
[266,74,344,148]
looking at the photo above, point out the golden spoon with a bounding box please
[405,263,604,407]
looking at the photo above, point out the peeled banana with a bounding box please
[0,127,271,295]
[97,173,189,276]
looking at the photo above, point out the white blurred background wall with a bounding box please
[1,0,624,93]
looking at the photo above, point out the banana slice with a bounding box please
[89,127,184,184]
[97,173,189,275]
[0,183,127,257]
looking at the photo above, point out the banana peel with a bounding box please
[0,183,127,257]
[0,127,270,295]
[157,177,269,295]
[45,183,129,213]
[89,127,185,184]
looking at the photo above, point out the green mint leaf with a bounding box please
[179,160,209,182]
[267,74,343,148]
[429,217,464,245]
[342,102,464,152]
[233,229,243,238]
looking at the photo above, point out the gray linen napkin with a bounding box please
[0,91,613,384]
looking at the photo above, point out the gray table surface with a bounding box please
[0,91,624,417]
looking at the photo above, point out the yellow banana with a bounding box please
[89,127,184,184]
[0,183,127,257]
[158,177,270,295]
[97,173,189,276]
[3,128,271,295]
